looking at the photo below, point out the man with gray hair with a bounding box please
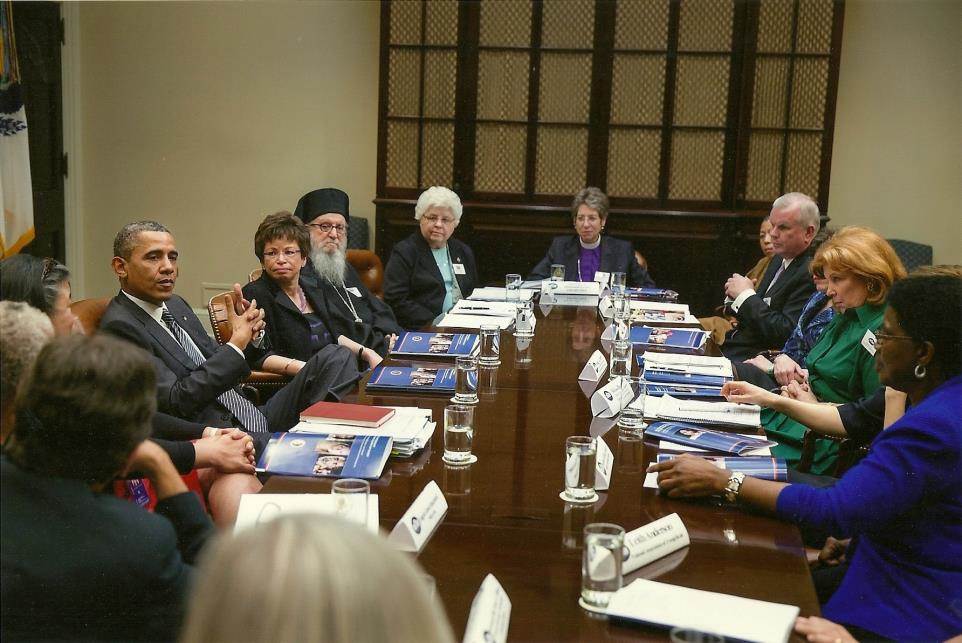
[0,301,54,442]
[721,192,820,361]
[294,188,402,355]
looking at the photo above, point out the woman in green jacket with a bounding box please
[764,226,906,473]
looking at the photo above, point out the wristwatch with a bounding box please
[724,471,746,503]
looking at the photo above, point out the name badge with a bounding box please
[593,271,610,286]
[579,350,608,382]
[388,480,447,552]
[594,436,614,491]
[622,513,690,574]
[463,574,511,643]
[861,329,878,356]
[590,378,635,418]
[453,263,466,275]
[347,286,362,297]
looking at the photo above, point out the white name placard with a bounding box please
[598,295,614,318]
[463,574,511,643]
[234,494,379,534]
[594,436,614,491]
[388,480,447,553]
[590,378,635,418]
[622,513,690,574]
[579,350,608,382]
[594,270,611,286]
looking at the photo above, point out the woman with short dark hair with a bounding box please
[649,272,962,641]
[527,187,655,287]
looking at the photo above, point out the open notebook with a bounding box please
[636,394,761,429]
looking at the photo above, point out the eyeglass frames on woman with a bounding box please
[307,223,347,235]
[422,215,455,225]
[263,249,301,260]
[875,331,915,344]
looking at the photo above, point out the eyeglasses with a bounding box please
[307,223,347,235]
[875,331,914,344]
[263,249,301,260]
[423,214,455,225]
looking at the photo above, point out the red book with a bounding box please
[299,401,396,428]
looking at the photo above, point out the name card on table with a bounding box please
[622,513,690,574]
[590,378,635,418]
[234,494,380,534]
[579,350,608,382]
[594,271,611,286]
[594,436,614,491]
[598,295,614,319]
[389,480,447,553]
[463,574,512,643]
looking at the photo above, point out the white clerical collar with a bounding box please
[121,289,166,324]
[579,236,601,250]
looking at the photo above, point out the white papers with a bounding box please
[630,300,690,313]
[622,513,690,574]
[641,353,733,378]
[468,287,536,302]
[291,406,432,442]
[591,378,635,418]
[639,394,760,428]
[438,313,514,330]
[578,350,607,382]
[388,480,448,552]
[594,437,613,491]
[451,300,520,317]
[605,579,799,643]
[463,574,511,643]
[234,494,379,534]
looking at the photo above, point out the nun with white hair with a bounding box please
[384,186,479,328]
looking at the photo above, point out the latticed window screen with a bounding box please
[379,0,842,212]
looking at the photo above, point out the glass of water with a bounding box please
[563,436,597,502]
[550,263,566,283]
[514,335,533,368]
[514,299,534,337]
[581,523,625,609]
[610,272,627,298]
[331,478,370,526]
[609,340,632,381]
[612,295,631,341]
[478,324,501,366]
[452,355,479,404]
[505,273,522,301]
[617,378,646,435]
[443,404,476,465]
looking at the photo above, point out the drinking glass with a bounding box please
[564,436,597,501]
[550,264,566,282]
[505,273,522,302]
[612,295,631,341]
[331,478,370,526]
[609,340,632,381]
[514,336,533,368]
[443,404,476,465]
[478,324,501,366]
[610,272,627,298]
[452,355,479,404]
[581,523,625,609]
[514,299,534,337]
[617,378,646,435]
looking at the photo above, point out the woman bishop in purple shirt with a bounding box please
[527,187,655,288]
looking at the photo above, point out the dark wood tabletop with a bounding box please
[262,303,820,641]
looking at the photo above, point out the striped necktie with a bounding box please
[160,307,269,433]
[764,261,787,295]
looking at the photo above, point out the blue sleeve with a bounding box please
[776,421,950,536]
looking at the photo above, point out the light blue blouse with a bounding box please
[431,246,455,315]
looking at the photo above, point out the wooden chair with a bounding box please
[797,429,868,477]
[247,249,385,298]
[70,297,111,335]
[207,292,290,400]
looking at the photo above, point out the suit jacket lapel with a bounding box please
[755,258,783,296]
[599,237,616,274]
[563,237,581,277]
[764,257,804,298]
[448,240,469,294]
[415,234,445,287]
[118,293,197,371]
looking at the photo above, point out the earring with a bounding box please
[914,364,927,380]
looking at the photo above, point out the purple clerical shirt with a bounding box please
[578,244,601,282]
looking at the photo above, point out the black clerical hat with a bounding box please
[293,188,350,223]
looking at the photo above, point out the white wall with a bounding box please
[828,0,961,265]
[75,1,380,301]
[70,0,961,300]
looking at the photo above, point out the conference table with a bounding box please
[263,303,820,641]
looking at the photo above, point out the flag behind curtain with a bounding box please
[0,1,34,257]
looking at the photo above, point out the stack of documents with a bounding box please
[633,394,761,429]
[639,353,733,397]
[628,301,700,326]
[468,286,536,302]
[291,406,435,458]
[438,300,516,330]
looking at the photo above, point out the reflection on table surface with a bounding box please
[262,303,820,641]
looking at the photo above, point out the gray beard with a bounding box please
[310,246,347,285]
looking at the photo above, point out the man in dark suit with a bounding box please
[720,193,820,361]
[295,188,403,355]
[528,187,656,288]
[101,221,360,434]
[1,334,213,641]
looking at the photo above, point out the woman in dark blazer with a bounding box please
[243,212,383,373]
[528,187,655,288]
[384,186,479,329]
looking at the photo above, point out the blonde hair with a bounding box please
[810,226,907,304]
[180,515,455,643]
